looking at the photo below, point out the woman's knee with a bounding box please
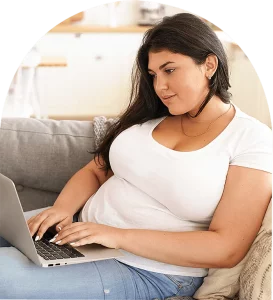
[0,247,34,297]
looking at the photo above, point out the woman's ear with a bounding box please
[205,54,218,78]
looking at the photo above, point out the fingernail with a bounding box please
[70,242,75,245]
[56,240,62,245]
[49,237,56,243]
[57,226,62,231]
[35,236,40,241]
[53,233,58,238]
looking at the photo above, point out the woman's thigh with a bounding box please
[0,207,204,299]
[0,251,203,300]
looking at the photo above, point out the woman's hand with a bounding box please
[49,222,124,249]
[27,206,74,240]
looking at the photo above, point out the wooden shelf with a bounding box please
[49,25,152,33]
[43,114,117,121]
[22,56,67,68]
[38,56,67,67]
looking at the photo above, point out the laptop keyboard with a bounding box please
[34,231,85,260]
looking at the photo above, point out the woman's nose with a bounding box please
[154,76,168,91]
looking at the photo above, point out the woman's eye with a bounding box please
[148,69,174,79]
[165,69,175,74]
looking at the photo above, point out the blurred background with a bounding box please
[3,0,271,128]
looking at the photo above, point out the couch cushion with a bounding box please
[16,186,59,212]
[0,118,95,209]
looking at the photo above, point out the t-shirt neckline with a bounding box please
[149,101,239,155]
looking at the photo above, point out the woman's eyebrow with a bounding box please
[148,61,175,72]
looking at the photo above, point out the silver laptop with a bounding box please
[0,173,123,267]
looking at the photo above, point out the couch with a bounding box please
[0,117,271,300]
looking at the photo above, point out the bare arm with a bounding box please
[54,156,114,215]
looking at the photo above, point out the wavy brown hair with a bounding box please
[90,13,232,175]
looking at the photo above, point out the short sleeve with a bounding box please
[230,123,273,173]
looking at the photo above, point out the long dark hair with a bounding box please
[91,12,232,174]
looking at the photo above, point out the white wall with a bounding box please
[3,1,271,128]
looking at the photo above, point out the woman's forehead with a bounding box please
[148,50,180,59]
[148,51,191,70]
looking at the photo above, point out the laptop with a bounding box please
[0,173,123,267]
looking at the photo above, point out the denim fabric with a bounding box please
[0,208,204,299]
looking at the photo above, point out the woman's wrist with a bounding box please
[117,228,129,249]
[52,202,78,216]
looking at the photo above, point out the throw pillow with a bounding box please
[239,233,271,300]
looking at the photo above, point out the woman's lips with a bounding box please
[162,95,176,103]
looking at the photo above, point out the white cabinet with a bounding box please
[35,33,143,117]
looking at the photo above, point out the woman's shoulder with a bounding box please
[229,104,272,173]
[232,103,271,136]
[229,105,272,156]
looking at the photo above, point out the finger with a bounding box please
[46,221,82,242]
[36,215,65,240]
[29,214,58,239]
[28,216,40,227]
[28,214,49,237]
[52,228,90,246]
[53,224,88,242]
[69,236,96,247]
[27,207,52,227]
[61,222,85,231]
[55,216,73,233]
[26,216,35,225]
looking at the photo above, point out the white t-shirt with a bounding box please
[80,102,272,276]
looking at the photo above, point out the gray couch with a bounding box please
[0,118,189,300]
[0,117,271,300]
[0,117,95,212]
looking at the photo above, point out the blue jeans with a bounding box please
[0,208,204,299]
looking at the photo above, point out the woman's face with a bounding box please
[148,50,209,116]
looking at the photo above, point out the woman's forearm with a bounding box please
[53,168,100,215]
[120,229,234,269]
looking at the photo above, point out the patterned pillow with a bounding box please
[239,233,271,300]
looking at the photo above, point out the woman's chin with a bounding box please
[167,106,182,116]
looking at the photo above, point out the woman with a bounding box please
[0,13,272,299]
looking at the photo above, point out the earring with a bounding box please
[207,73,214,80]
